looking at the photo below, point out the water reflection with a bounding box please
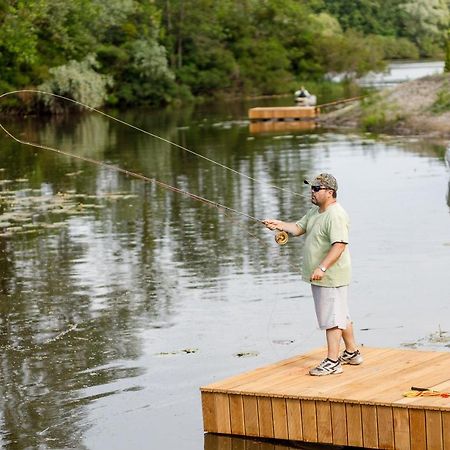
[0,102,449,449]
[249,121,316,134]
[0,106,314,448]
[204,434,354,450]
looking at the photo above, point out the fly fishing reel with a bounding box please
[275,230,288,245]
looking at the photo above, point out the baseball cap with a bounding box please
[304,173,338,191]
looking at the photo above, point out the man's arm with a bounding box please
[262,219,305,236]
[310,242,347,281]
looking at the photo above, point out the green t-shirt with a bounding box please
[296,203,351,287]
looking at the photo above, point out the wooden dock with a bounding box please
[248,106,319,121]
[201,347,450,449]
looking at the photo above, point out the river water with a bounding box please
[332,60,445,87]
[0,100,449,450]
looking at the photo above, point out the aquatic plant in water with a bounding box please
[0,171,137,238]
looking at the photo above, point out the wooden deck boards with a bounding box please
[201,347,450,449]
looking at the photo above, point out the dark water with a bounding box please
[0,100,449,450]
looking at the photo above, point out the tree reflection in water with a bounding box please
[0,103,449,449]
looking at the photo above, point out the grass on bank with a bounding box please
[360,92,404,132]
[430,82,450,114]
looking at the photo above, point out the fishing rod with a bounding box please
[0,121,262,224]
[0,90,299,244]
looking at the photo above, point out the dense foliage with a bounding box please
[446,31,450,72]
[0,0,449,111]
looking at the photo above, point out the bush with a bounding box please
[361,93,404,131]
[430,84,450,113]
[38,55,113,112]
[370,35,420,59]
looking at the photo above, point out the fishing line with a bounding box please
[0,90,310,200]
[0,90,312,353]
[1,114,309,355]
[0,120,264,224]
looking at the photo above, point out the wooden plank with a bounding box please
[331,402,347,445]
[257,397,274,438]
[316,401,332,444]
[209,348,322,394]
[366,354,450,404]
[362,404,378,448]
[443,411,450,450]
[286,398,302,441]
[202,391,218,432]
[243,395,259,437]
[202,353,309,391]
[425,410,443,450]
[238,365,307,397]
[410,409,426,450]
[281,348,408,400]
[346,403,363,447]
[216,393,231,434]
[202,348,325,392]
[377,406,394,449]
[395,378,450,411]
[393,407,410,450]
[205,347,450,406]
[394,379,450,410]
[301,400,317,443]
[229,394,245,435]
[201,347,450,450]
[330,351,443,403]
[204,347,450,400]
[272,398,288,439]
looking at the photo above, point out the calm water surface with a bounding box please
[340,60,445,87]
[0,101,449,449]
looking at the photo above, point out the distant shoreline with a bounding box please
[320,74,450,141]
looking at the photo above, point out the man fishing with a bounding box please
[263,173,362,376]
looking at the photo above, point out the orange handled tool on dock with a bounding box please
[403,386,450,398]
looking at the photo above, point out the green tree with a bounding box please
[399,0,450,56]
[319,0,405,36]
[94,0,176,105]
[317,29,385,77]
[0,1,42,91]
[5,0,447,110]
[156,0,239,96]
[445,30,450,72]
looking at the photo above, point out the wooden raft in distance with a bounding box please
[200,347,450,449]
[248,106,319,121]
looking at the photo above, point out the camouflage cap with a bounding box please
[304,173,338,191]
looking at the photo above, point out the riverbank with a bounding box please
[320,74,450,139]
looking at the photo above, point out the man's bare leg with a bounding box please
[326,327,342,360]
[342,321,358,353]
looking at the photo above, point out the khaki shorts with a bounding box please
[311,285,351,330]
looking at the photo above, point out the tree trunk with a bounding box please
[177,1,184,69]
